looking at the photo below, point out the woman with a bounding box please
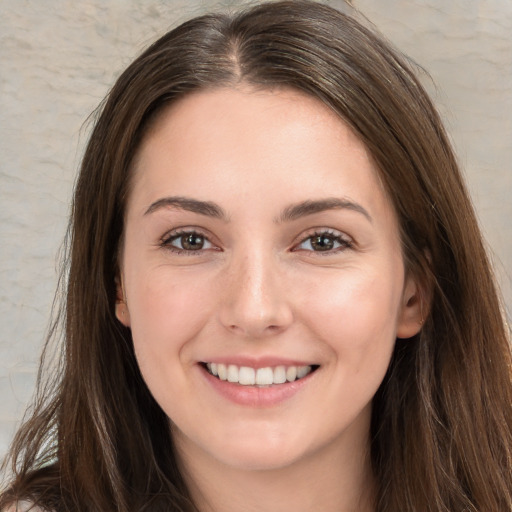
[1,1,511,510]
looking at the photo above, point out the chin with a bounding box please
[203,426,320,472]
[214,445,303,472]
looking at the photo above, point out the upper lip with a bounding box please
[199,356,318,368]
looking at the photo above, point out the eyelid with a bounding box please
[158,226,353,255]
[291,227,353,253]
[160,226,221,253]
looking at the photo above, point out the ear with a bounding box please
[396,274,426,339]
[115,274,131,327]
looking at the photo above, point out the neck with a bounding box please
[174,423,376,512]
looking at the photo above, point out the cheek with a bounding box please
[296,266,402,364]
[126,267,224,422]
[127,268,217,370]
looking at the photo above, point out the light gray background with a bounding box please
[1,0,511,460]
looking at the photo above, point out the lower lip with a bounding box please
[199,365,316,407]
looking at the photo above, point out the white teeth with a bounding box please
[205,363,314,386]
[256,367,274,386]
[273,366,286,384]
[238,366,256,385]
[217,363,227,381]
[227,364,239,383]
[286,366,297,382]
[297,366,310,379]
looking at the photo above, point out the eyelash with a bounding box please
[160,228,353,255]
[293,229,353,254]
[160,229,216,255]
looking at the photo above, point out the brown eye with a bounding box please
[295,230,352,253]
[164,231,214,252]
[310,234,335,251]
[180,233,205,250]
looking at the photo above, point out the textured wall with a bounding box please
[1,0,511,460]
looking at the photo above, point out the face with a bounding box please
[117,87,422,472]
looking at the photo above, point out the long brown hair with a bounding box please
[2,1,511,510]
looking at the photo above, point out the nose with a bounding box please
[218,250,293,338]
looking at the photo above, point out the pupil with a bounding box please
[182,234,204,250]
[312,235,334,251]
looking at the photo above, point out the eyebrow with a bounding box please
[144,196,228,220]
[144,195,372,223]
[277,198,373,223]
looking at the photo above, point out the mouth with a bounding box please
[202,362,319,387]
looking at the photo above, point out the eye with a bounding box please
[294,230,352,253]
[162,230,215,253]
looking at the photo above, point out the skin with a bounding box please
[116,87,423,512]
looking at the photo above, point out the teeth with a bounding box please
[256,367,274,386]
[273,365,286,384]
[297,366,310,379]
[227,364,239,383]
[286,366,297,382]
[205,363,314,386]
[239,366,255,385]
[217,363,227,381]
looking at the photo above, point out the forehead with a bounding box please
[128,86,392,222]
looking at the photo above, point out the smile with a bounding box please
[204,362,317,386]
